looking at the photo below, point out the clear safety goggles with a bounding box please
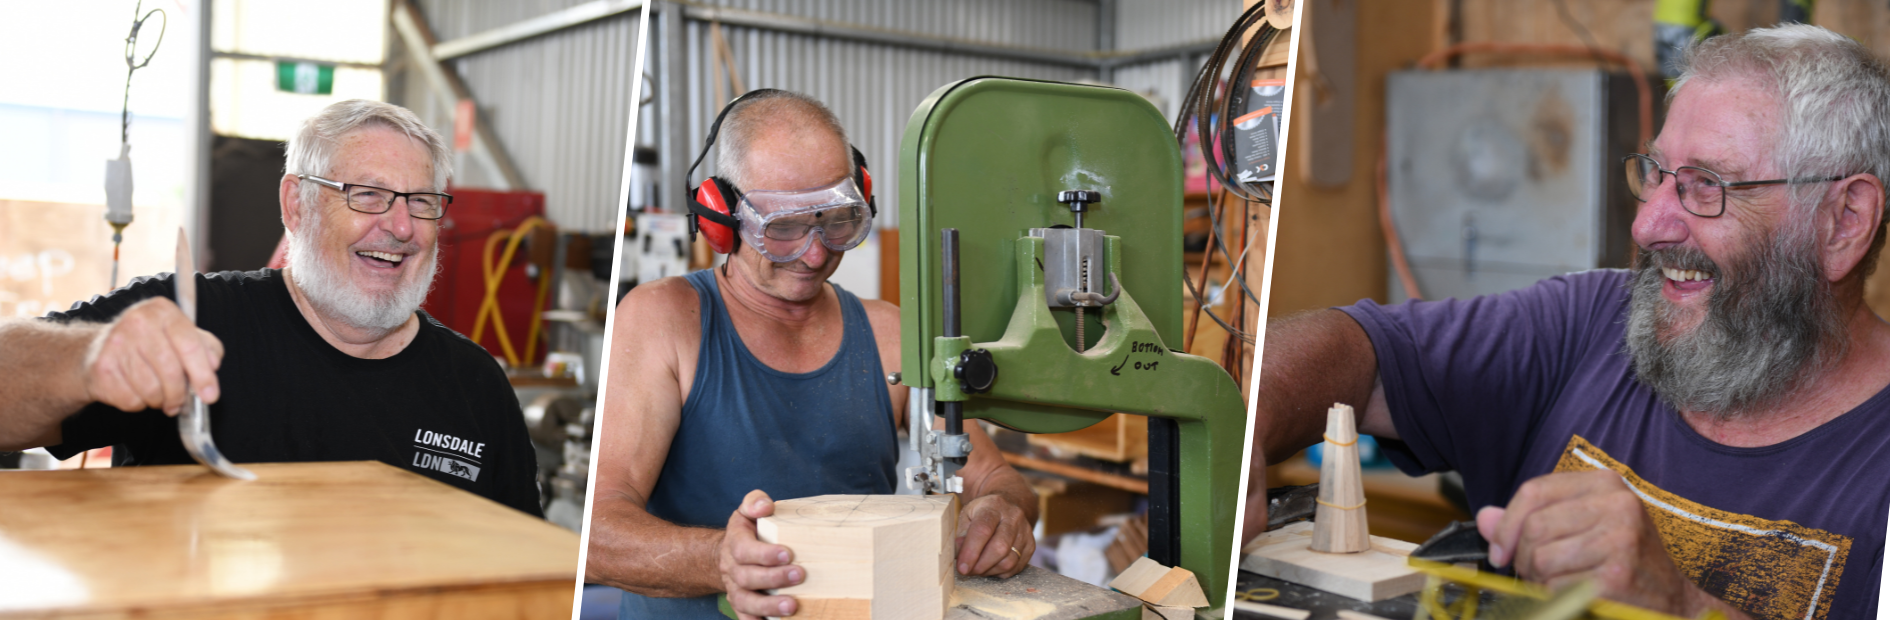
[737,177,874,263]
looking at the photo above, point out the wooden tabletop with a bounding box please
[0,461,579,619]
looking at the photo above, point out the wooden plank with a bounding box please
[1454,0,1656,71]
[758,494,957,620]
[1240,522,1425,602]
[1027,413,1148,463]
[880,227,900,304]
[1269,0,1443,319]
[0,461,578,619]
[1000,451,1148,495]
[1108,557,1210,609]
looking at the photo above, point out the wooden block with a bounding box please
[758,494,957,620]
[1230,600,1312,619]
[1104,512,1150,574]
[1108,557,1210,608]
[1312,403,1370,554]
[1143,603,1197,620]
[1241,522,1425,602]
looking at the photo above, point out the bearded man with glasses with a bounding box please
[1247,25,1890,619]
[588,90,1038,620]
[0,99,542,517]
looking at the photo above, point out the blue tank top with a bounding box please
[620,269,898,619]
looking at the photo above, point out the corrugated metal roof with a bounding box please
[397,0,643,233]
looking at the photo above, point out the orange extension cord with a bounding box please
[470,216,554,368]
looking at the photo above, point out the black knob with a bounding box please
[954,349,998,394]
[1057,190,1102,213]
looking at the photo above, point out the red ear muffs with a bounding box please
[688,177,741,254]
[851,146,878,219]
[684,90,879,256]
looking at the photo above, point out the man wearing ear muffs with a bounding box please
[587,89,1040,620]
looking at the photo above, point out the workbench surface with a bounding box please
[1232,569,1419,620]
[0,461,578,619]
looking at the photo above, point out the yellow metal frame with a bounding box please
[1407,559,1727,620]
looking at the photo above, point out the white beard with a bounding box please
[286,207,438,333]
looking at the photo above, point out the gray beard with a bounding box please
[286,208,438,334]
[1623,225,1846,420]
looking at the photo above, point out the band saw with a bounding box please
[899,76,1248,615]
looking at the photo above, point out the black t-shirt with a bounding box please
[45,269,543,517]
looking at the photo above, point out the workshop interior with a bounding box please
[593,0,1280,619]
[1246,0,1890,618]
[0,0,636,617]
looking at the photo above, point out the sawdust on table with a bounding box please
[949,584,1061,619]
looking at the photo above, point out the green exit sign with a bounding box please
[275,62,335,95]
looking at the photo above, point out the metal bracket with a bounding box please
[903,387,965,495]
[1035,227,1114,309]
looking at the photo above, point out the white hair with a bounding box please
[285,200,439,332]
[283,99,453,212]
[281,99,447,333]
[1672,24,1890,271]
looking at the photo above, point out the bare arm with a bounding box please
[0,298,222,451]
[0,320,97,450]
[1243,308,1391,544]
[585,279,726,597]
[860,299,1038,578]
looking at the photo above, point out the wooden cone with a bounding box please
[1310,403,1370,553]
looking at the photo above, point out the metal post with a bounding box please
[660,2,691,215]
[1096,0,1117,83]
[189,0,213,268]
[940,228,964,458]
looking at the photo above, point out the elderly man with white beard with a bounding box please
[0,99,541,516]
[1246,25,1890,619]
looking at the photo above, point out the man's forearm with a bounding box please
[1255,309,1379,464]
[0,319,97,450]
[585,494,727,598]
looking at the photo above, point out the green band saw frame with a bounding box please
[899,77,1246,609]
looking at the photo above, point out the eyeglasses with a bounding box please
[1622,154,1844,218]
[298,174,453,220]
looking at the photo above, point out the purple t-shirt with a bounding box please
[1340,269,1887,620]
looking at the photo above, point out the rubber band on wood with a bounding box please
[1316,497,1366,510]
[1323,434,1358,447]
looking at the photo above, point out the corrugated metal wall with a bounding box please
[1109,0,1239,123]
[638,1,1243,298]
[660,0,1103,230]
[396,1,642,233]
[1116,0,1236,50]
[689,0,1101,50]
[672,21,1098,226]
